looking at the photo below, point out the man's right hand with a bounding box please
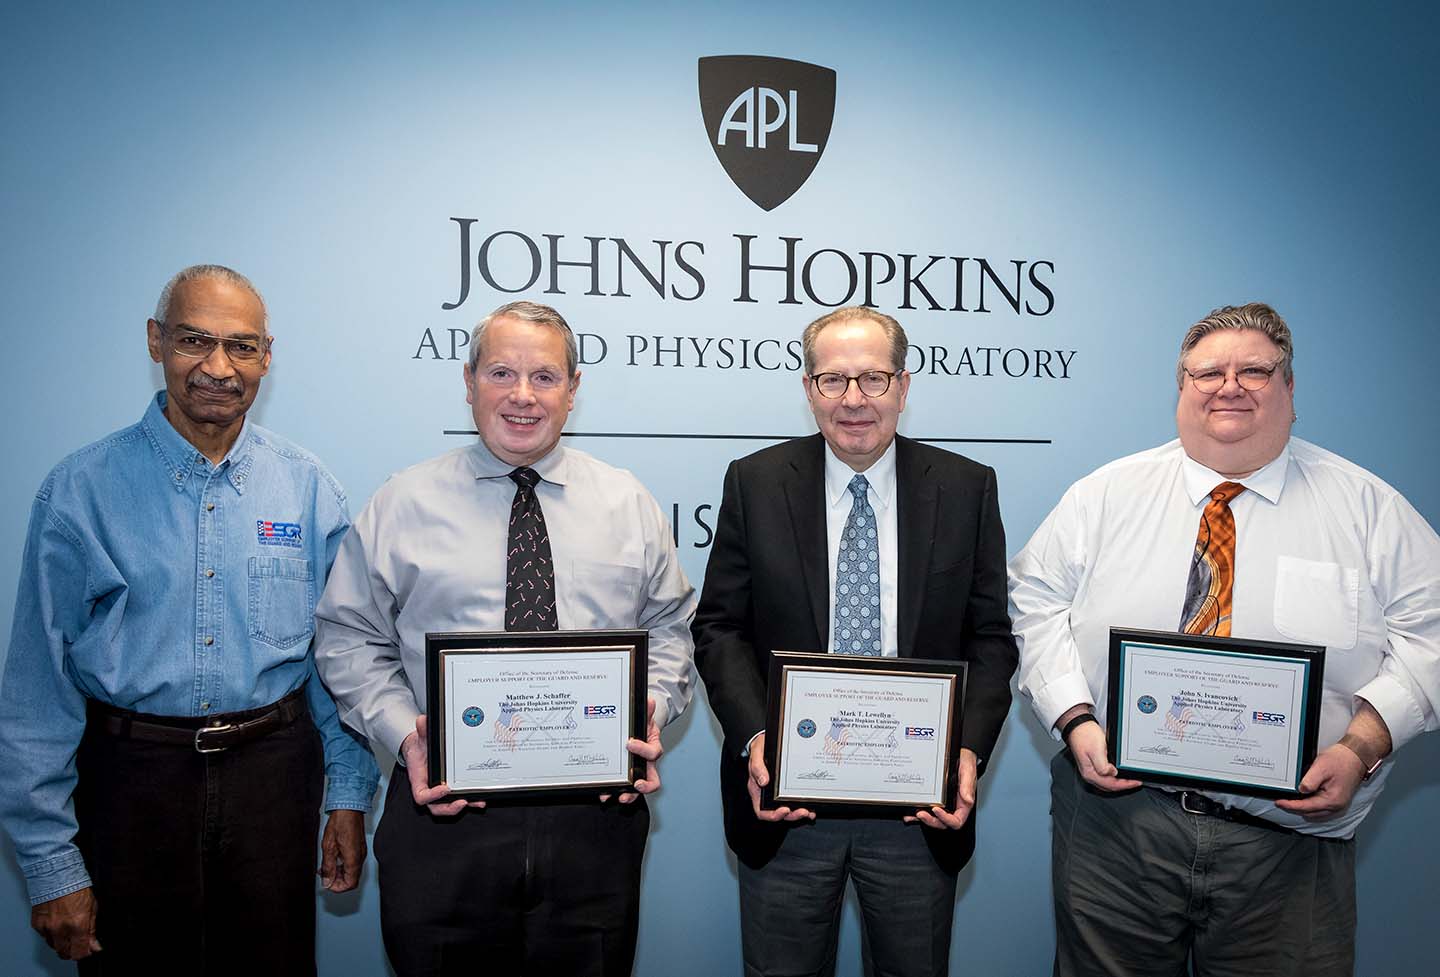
[746,733,815,822]
[31,886,101,961]
[1061,709,1142,793]
[401,715,485,816]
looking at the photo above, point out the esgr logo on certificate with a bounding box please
[584,705,618,718]
[1252,711,1287,727]
[904,727,936,739]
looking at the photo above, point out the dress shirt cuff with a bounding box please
[375,705,423,762]
[324,776,380,812]
[1029,671,1097,741]
[1353,677,1427,753]
[741,729,764,758]
[650,697,670,734]
[23,849,91,906]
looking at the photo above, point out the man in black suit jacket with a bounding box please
[693,306,1018,977]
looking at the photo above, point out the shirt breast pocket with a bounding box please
[1272,555,1359,651]
[569,558,645,625]
[248,556,316,649]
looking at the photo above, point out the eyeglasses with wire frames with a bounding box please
[809,370,900,399]
[1181,359,1284,395]
[155,322,271,364]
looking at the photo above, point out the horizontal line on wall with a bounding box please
[441,430,1051,444]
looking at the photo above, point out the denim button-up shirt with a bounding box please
[0,393,379,905]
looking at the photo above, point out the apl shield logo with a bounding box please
[698,55,836,211]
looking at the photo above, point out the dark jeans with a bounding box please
[374,773,650,977]
[738,816,959,977]
[74,705,324,976]
[1050,749,1356,977]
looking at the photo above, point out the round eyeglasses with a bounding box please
[1182,360,1283,395]
[809,370,899,399]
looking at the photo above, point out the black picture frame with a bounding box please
[762,651,967,813]
[425,629,648,799]
[1106,627,1325,799]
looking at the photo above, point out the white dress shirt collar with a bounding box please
[823,439,897,510]
[1180,438,1291,507]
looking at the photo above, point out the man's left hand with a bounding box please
[317,809,367,892]
[602,697,662,804]
[1275,744,1367,821]
[906,748,978,830]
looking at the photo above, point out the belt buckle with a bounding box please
[194,723,237,754]
[1179,791,1211,817]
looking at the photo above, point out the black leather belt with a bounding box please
[1149,786,1296,835]
[87,687,307,753]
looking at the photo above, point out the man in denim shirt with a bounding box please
[0,264,379,972]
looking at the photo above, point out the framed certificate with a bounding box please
[762,651,967,811]
[1106,627,1325,798]
[425,630,647,798]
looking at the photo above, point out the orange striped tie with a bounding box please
[1180,482,1245,636]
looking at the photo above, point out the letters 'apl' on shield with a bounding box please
[698,56,836,211]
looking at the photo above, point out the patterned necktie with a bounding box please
[505,467,558,632]
[1179,481,1245,636]
[833,474,882,656]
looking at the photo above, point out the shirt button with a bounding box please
[205,569,215,578]
[204,636,214,646]
[206,503,215,512]
[201,702,210,711]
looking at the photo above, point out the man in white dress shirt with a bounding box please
[1009,302,1440,977]
[313,300,696,977]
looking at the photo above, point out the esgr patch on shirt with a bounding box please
[257,520,304,547]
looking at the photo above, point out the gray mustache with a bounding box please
[189,373,243,394]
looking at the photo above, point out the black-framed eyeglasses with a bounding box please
[810,370,899,399]
[1182,360,1283,394]
[157,322,271,364]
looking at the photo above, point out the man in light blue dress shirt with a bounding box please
[0,265,379,972]
[314,300,696,977]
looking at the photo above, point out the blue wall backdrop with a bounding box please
[3,2,1437,974]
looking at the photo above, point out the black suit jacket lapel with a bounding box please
[896,437,938,659]
[782,436,830,649]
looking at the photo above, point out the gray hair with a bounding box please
[1177,302,1294,389]
[801,306,908,374]
[153,264,267,327]
[469,300,578,377]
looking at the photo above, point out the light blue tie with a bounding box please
[833,474,882,656]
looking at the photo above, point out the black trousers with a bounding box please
[74,707,323,976]
[375,773,650,977]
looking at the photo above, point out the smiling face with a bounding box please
[804,317,910,472]
[463,315,578,467]
[1176,327,1294,477]
[146,277,270,443]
